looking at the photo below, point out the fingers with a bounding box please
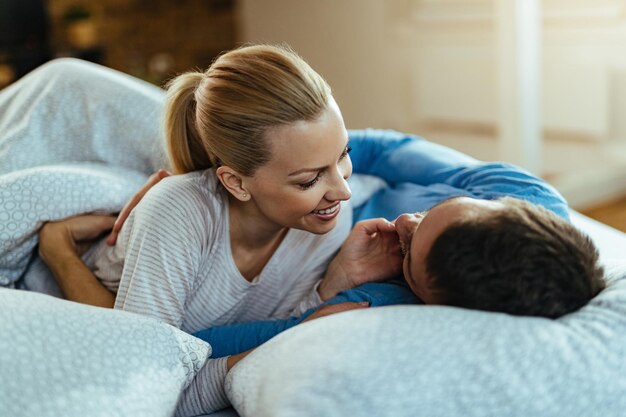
[303,301,370,323]
[354,218,397,236]
[315,301,370,317]
[325,301,370,313]
[96,215,117,231]
[70,215,117,241]
[155,169,172,180]
[106,169,171,246]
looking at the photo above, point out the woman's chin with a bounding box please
[299,213,339,235]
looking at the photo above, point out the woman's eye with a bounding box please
[339,145,352,160]
[299,174,321,190]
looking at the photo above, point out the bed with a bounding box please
[1,209,624,417]
[1,58,625,417]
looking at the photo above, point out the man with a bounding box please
[322,195,605,318]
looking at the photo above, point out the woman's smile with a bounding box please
[311,202,341,221]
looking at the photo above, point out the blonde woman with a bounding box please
[35,45,399,415]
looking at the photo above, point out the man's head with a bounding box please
[395,197,605,318]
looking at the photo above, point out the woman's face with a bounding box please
[244,97,352,235]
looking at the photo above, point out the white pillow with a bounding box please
[0,288,210,417]
[225,261,626,417]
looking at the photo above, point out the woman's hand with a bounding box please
[318,218,403,301]
[106,169,171,246]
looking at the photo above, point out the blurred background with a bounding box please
[1,0,625,231]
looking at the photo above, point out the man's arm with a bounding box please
[349,128,477,184]
[193,317,300,358]
[348,129,569,220]
[38,215,117,308]
[176,303,368,416]
[195,297,376,358]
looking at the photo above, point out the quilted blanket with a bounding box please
[0,58,167,287]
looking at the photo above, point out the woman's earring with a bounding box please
[242,192,248,199]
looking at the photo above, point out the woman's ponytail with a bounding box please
[163,45,331,177]
[163,72,213,174]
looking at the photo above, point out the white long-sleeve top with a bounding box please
[84,168,352,415]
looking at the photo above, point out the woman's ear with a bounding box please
[215,166,251,201]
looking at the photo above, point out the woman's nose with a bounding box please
[326,157,353,202]
[328,175,352,202]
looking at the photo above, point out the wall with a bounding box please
[47,0,236,85]
[237,0,626,208]
[238,0,410,131]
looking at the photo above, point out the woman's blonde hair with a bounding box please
[163,44,332,176]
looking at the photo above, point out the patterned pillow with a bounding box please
[225,261,626,417]
[0,164,147,287]
[0,288,210,417]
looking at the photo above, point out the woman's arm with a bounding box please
[42,175,206,329]
[111,177,207,328]
[38,215,117,308]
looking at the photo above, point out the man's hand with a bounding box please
[302,301,370,323]
[318,218,403,300]
[38,215,117,308]
[39,215,116,261]
[226,302,369,370]
[106,169,171,246]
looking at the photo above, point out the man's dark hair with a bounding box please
[425,197,606,319]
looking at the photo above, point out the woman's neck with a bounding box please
[227,194,287,250]
[227,194,289,281]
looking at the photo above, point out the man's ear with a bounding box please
[215,166,251,202]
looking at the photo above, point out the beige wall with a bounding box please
[237,0,626,208]
[238,0,411,130]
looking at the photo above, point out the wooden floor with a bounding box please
[580,196,626,233]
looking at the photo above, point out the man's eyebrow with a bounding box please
[287,138,350,176]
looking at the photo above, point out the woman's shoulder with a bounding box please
[144,169,221,203]
[133,169,226,228]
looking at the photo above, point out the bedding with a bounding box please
[0,164,147,288]
[0,288,211,417]
[0,58,165,289]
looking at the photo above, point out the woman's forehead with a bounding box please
[262,107,348,174]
